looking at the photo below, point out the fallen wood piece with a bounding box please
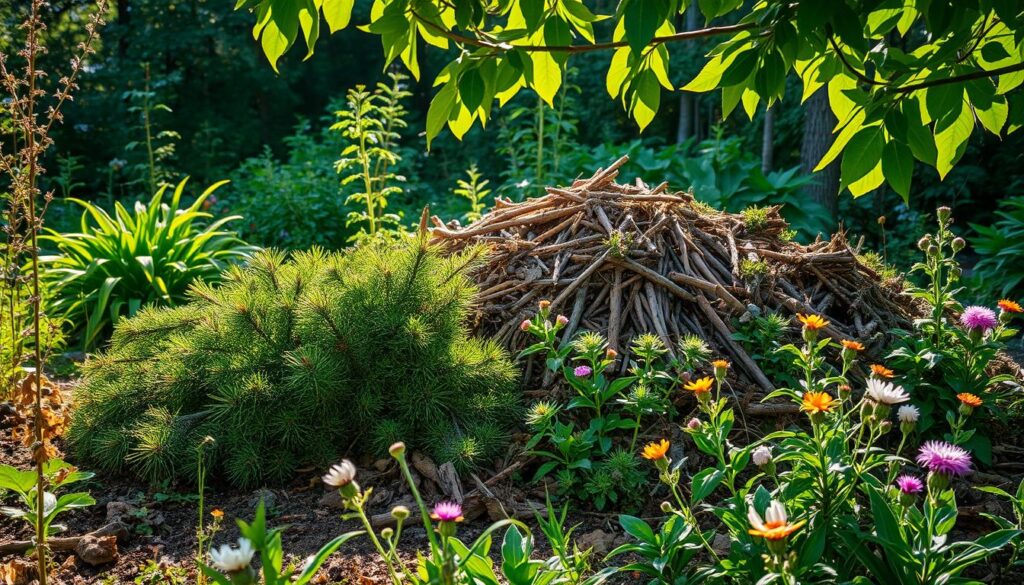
[0,522,125,565]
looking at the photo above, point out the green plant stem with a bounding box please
[356,104,377,236]
[142,63,156,197]
[397,455,441,555]
[354,503,403,585]
[668,484,719,562]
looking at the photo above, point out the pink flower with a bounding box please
[686,417,701,430]
[960,306,998,331]
[895,474,923,495]
[430,501,464,522]
[519,319,531,331]
[916,441,972,477]
[555,315,569,326]
[574,365,592,377]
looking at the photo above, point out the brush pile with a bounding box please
[430,156,916,405]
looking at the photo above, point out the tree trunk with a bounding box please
[675,2,700,144]
[761,105,774,174]
[800,90,840,225]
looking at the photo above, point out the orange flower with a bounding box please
[210,509,224,519]
[957,393,983,408]
[748,500,806,541]
[841,340,865,351]
[711,359,730,370]
[684,377,715,394]
[801,391,835,414]
[998,299,1023,313]
[870,364,894,379]
[796,313,830,331]
[642,439,670,461]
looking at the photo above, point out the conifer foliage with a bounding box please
[68,239,519,487]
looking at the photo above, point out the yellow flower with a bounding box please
[840,340,864,351]
[870,364,894,379]
[801,391,835,414]
[210,509,224,519]
[711,359,730,370]
[796,313,829,331]
[642,439,670,461]
[956,393,982,408]
[998,299,1022,313]
[684,377,714,394]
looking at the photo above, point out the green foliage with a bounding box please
[40,179,255,350]
[732,311,799,388]
[970,196,1024,298]
[332,71,410,242]
[0,459,95,538]
[240,0,1024,200]
[452,164,491,222]
[68,239,519,487]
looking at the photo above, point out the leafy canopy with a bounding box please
[237,0,1024,200]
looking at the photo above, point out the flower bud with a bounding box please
[877,215,886,226]
[926,244,939,257]
[917,235,932,251]
[391,505,410,521]
[878,420,893,435]
[937,206,952,223]
[927,471,950,493]
[538,299,551,312]
[606,348,618,359]
[520,319,530,332]
[838,384,852,401]
[685,417,701,430]
[951,237,965,252]
[660,501,674,513]
[389,442,406,459]
[555,314,569,327]
[381,527,394,539]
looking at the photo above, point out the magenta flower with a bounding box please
[916,441,972,477]
[574,365,592,377]
[895,474,924,495]
[430,501,464,522]
[960,306,998,331]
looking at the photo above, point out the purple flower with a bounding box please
[895,474,924,495]
[574,365,592,377]
[960,306,998,331]
[431,501,463,522]
[916,441,972,477]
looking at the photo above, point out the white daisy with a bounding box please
[209,538,254,573]
[322,460,356,488]
[897,404,920,423]
[865,378,909,405]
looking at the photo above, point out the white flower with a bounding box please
[897,404,920,423]
[209,538,254,573]
[747,499,788,532]
[42,492,57,515]
[865,378,909,405]
[322,460,356,488]
[752,445,773,466]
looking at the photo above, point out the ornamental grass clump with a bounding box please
[68,239,518,487]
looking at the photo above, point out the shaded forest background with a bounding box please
[4,0,1023,270]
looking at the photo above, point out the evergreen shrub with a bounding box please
[68,239,519,487]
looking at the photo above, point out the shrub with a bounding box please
[970,196,1024,298]
[67,238,519,487]
[40,179,256,350]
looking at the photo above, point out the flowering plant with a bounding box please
[889,209,1021,463]
[0,460,94,538]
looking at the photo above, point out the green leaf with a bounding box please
[690,467,724,503]
[623,0,669,55]
[935,105,974,178]
[839,125,884,187]
[529,49,562,106]
[322,0,354,33]
[881,140,913,201]
[294,531,365,585]
[426,82,457,147]
[459,69,486,112]
[619,515,656,544]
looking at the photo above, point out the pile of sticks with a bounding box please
[431,156,916,405]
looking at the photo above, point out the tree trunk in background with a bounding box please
[800,90,840,226]
[761,106,774,174]
[676,2,700,144]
